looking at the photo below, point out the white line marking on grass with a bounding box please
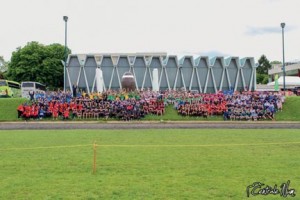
[0,144,91,151]
[1,141,299,151]
[96,142,300,147]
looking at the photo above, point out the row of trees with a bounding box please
[1,41,70,88]
[1,41,280,88]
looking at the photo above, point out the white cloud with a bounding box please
[0,0,300,62]
[245,25,297,36]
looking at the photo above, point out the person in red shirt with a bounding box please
[17,104,24,118]
[33,107,39,119]
[52,108,59,120]
[58,103,62,115]
[24,106,31,121]
[63,109,69,120]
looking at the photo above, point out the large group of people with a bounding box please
[165,90,284,121]
[172,92,227,118]
[17,89,165,121]
[17,88,285,121]
[223,91,284,121]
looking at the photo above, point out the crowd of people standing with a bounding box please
[17,88,285,121]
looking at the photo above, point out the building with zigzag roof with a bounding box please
[65,53,257,94]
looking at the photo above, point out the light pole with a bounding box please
[63,16,68,92]
[280,22,286,93]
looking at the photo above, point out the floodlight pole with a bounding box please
[63,16,68,92]
[281,22,286,93]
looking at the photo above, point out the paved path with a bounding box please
[0,121,300,130]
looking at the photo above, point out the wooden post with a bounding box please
[93,141,97,174]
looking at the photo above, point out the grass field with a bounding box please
[1,96,300,121]
[0,98,28,121]
[1,129,300,199]
[275,96,300,121]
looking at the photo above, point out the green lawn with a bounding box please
[275,96,300,121]
[0,98,28,121]
[1,129,300,199]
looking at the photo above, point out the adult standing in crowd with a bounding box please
[72,84,77,98]
[29,90,35,101]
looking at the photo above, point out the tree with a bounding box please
[256,55,272,75]
[7,41,71,88]
[0,56,8,79]
[0,56,8,73]
[256,74,269,84]
[256,55,272,84]
[270,60,282,65]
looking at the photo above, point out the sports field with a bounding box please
[1,129,299,199]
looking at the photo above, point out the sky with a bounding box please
[1,0,299,62]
